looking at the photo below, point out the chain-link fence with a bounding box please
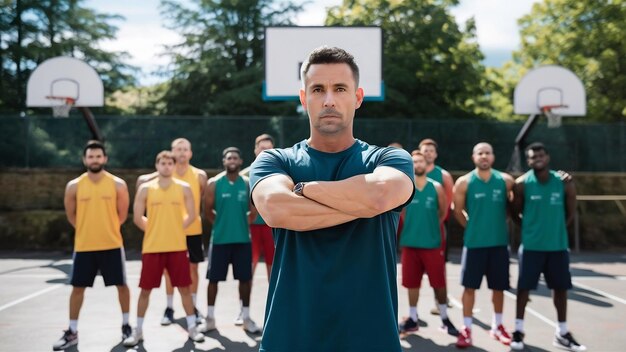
[1,115,624,171]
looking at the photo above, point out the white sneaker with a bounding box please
[203,316,216,332]
[122,329,143,347]
[188,326,205,342]
[234,310,244,325]
[243,318,261,334]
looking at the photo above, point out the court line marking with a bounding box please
[503,290,557,328]
[572,281,626,305]
[0,284,63,312]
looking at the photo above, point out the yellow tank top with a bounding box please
[75,172,123,252]
[143,179,188,253]
[174,165,202,235]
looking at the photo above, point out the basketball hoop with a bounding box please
[46,96,75,118]
[541,104,566,128]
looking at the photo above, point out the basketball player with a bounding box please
[53,140,131,350]
[453,142,514,348]
[204,147,261,334]
[123,151,205,346]
[136,138,207,326]
[398,151,459,337]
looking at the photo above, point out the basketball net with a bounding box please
[46,96,76,118]
[541,105,565,128]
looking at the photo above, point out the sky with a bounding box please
[87,0,540,86]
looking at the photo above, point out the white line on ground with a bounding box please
[503,290,557,328]
[0,284,63,312]
[572,281,626,305]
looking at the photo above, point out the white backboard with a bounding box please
[26,56,104,107]
[514,65,586,116]
[264,26,384,101]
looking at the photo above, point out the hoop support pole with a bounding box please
[78,107,104,142]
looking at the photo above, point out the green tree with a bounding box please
[510,0,626,122]
[0,0,136,113]
[325,0,487,119]
[159,0,303,116]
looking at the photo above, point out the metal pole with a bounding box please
[574,208,580,253]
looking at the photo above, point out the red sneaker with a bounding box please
[455,326,472,348]
[490,324,512,345]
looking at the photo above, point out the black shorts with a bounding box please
[71,248,127,287]
[206,243,252,282]
[186,235,204,263]
[460,246,510,290]
[517,248,572,290]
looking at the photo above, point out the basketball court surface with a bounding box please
[1,250,624,351]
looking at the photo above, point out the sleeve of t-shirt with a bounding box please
[376,147,415,211]
[249,149,289,202]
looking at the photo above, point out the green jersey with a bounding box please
[521,170,569,251]
[212,175,250,244]
[427,165,444,184]
[464,169,509,248]
[400,179,441,249]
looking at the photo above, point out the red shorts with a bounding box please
[139,251,191,289]
[250,224,275,267]
[401,247,446,289]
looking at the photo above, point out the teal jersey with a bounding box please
[427,165,444,184]
[212,175,250,244]
[464,169,509,248]
[249,139,414,352]
[252,213,266,225]
[521,170,569,250]
[400,179,441,249]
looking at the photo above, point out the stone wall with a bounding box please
[1,168,624,251]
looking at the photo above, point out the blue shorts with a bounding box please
[71,248,127,287]
[517,248,572,290]
[460,246,510,290]
[186,235,204,263]
[206,243,252,282]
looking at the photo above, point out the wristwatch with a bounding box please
[293,182,307,197]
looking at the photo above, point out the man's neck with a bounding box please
[414,174,427,190]
[87,170,105,182]
[176,162,190,176]
[226,171,239,182]
[476,168,492,182]
[157,175,173,188]
[425,163,435,173]
[307,133,355,153]
[533,168,550,183]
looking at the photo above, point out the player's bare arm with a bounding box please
[502,172,516,220]
[442,169,454,211]
[252,174,358,232]
[434,182,446,222]
[181,184,196,229]
[114,176,130,224]
[301,166,414,218]
[203,178,217,224]
[452,175,469,228]
[135,171,158,190]
[244,176,258,223]
[63,179,79,228]
[511,176,526,226]
[197,169,208,198]
[132,185,148,231]
[564,180,577,227]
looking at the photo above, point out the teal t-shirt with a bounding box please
[399,179,441,249]
[427,165,444,184]
[521,170,569,251]
[212,175,250,244]
[252,213,266,225]
[249,139,414,352]
[464,169,509,248]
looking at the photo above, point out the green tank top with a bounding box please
[212,175,251,244]
[427,165,444,184]
[521,170,568,250]
[252,213,266,225]
[399,179,441,249]
[464,169,509,248]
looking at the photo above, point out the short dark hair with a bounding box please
[222,147,241,158]
[155,150,176,164]
[300,46,360,87]
[83,140,106,156]
[418,138,438,151]
[255,134,274,147]
[525,142,548,156]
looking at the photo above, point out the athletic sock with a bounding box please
[515,319,524,333]
[438,304,448,320]
[186,315,196,329]
[409,307,418,321]
[492,313,503,330]
[69,320,78,333]
[207,306,215,318]
[166,295,174,309]
[242,306,250,320]
[122,313,129,325]
[557,321,568,336]
[463,316,473,329]
[192,293,197,306]
[137,317,144,331]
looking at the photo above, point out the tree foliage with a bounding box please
[506,0,626,122]
[0,0,136,113]
[159,0,303,116]
[325,0,487,119]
